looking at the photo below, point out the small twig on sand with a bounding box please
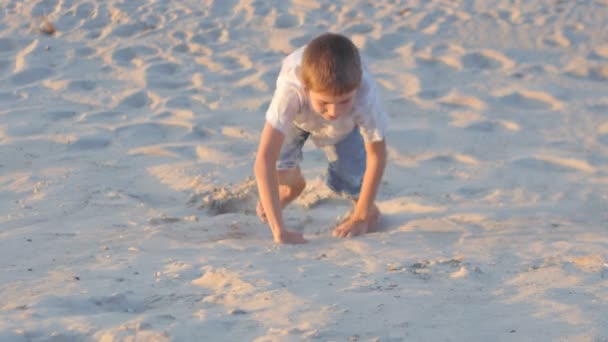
[40,16,56,35]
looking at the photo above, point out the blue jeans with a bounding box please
[277,126,366,198]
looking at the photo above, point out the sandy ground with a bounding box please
[1,0,607,341]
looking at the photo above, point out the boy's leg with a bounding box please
[256,127,309,223]
[256,167,306,222]
[324,127,366,198]
[324,127,381,235]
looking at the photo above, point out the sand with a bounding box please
[1,0,607,341]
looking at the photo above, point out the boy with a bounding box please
[254,33,388,244]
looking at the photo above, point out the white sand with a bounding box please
[1,0,607,341]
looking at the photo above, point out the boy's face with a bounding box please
[308,89,357,121]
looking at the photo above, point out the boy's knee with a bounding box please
[278,168,306,190]
[287,178,306,198]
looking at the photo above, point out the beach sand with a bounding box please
[1,0,607,341]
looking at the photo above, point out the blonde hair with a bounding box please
[301,33,362,96]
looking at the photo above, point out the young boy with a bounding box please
[254,33,388,244]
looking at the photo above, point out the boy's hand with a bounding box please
[333,204,380,238]
[333,219,370,238]
[275,230,307,244]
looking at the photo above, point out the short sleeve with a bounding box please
[265,79,301,135]
[355,70,389,143]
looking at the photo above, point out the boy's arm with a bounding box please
[254,123,306,243]
[351,139,387,221]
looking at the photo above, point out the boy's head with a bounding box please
[301,33,362,121]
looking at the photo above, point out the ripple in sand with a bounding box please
[75,46,97,57]
[191,29,226,46]
[512,156,595,174]
[0,91,24,102]
[416,56,461,72]
[75,2,96,18]
[111,22,152,38]
[274,13,299,28]
[599,122,608,145]
[344,22,375,35]
[147,62,180,75]
[5,121,48,136]
[591,45,608,59]
[10,67,54,86]
[465,120,520,133]
[67,80,97,92]
[30,0,61,17]
[115,122,189,147]
[45,111,77,120]
[68,136,112,151]
[118,90,155,109]
[565,60,608,82]
[0,38,17,53]
[462,50,515,70]
[497,90,563,110]
[415,9,446,35]
[81,111,124,124]
[0,59,10,75]
[146,62,190,89]
[112,45,159,66]
[40,293,145,314]
[438,92,486,111]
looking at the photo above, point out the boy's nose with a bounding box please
[326,104,337,115]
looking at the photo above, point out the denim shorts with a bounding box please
[277,126,366,198]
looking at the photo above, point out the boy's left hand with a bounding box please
[333,204,380,238]
[333,218,370,238]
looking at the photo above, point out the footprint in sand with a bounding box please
[146,62,191,89]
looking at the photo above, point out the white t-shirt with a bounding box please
[265,46,388,147]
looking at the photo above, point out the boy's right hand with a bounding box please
[274,230,307,244]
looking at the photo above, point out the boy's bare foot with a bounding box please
[333,204,380,238]
[274,230,307,244]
